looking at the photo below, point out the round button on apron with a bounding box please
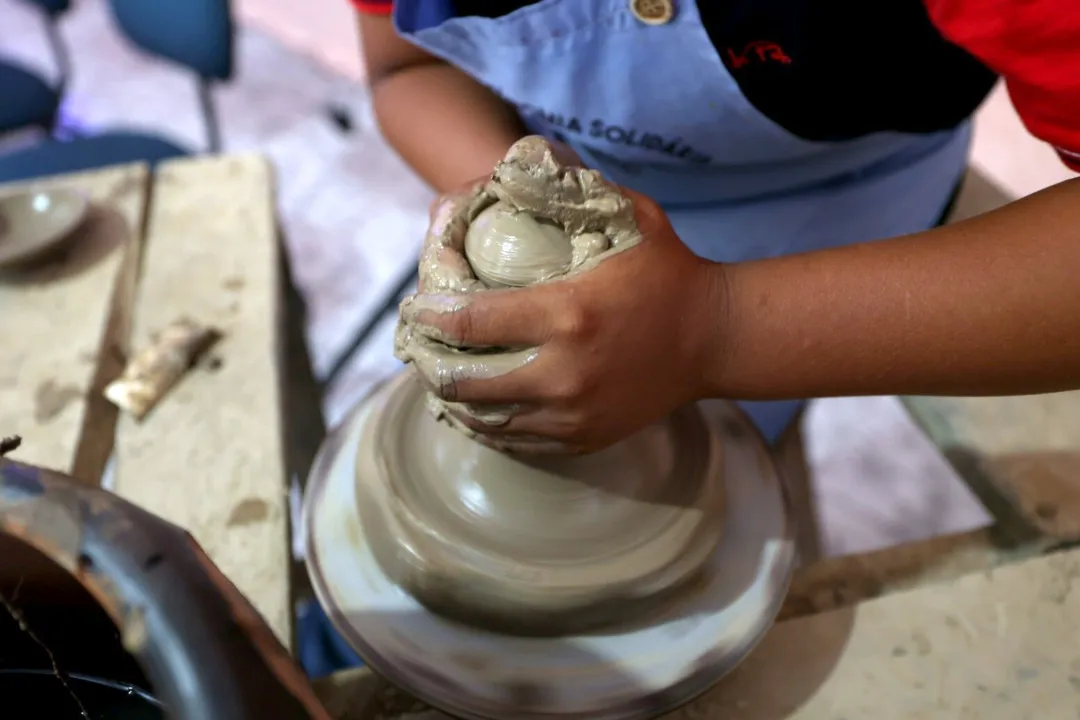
[630,0,674,26]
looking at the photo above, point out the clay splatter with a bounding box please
[0,435,22,455]
[227,498,270,527]
[34,380,82,423]
[911,630,932,656]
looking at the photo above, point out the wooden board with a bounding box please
[903,394,1080,541]
[0,163,149,478]
[779,526,1051,622]
[110,155,293,647]
[670,546,1080,719]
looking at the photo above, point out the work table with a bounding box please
[0,155,306,647]
[3,159,1078,718]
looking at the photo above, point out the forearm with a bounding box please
[370,63,526,192]
[707,177,1080,399]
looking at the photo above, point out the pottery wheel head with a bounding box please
[354,376,726,636]
[307,379,793,720]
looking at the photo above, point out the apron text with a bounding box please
[517,104,712,165]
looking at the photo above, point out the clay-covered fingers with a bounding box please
[476,435,578,456]
[431,353,587,429]
[448,405,593,456]
[420,180,491,293]
[415,244,479,294]
[402,341,538,400]
[401,285,561,349]
[427,177,486,223]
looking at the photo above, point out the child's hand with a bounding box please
[401,187,729,455]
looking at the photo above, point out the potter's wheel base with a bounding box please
[355,375,728,639]
[303,376,796,720]
[403,575,704,641]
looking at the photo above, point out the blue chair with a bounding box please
[0,59,60,135]
[0,0,234,184]
[0,0,72,136]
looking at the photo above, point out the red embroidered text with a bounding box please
[726,41,792,69]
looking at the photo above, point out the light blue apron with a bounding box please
[391,0,969,443]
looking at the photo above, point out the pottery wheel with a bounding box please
[304,373,796,720]
[356,373,726,637]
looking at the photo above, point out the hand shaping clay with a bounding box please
[395,135,642,432]
[362,137,726,638]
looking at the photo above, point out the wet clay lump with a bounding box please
[360,137,727,636]
[394,136,642,433]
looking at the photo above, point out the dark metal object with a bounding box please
[0,670,163,718]
[0,457,331,720]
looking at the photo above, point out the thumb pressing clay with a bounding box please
[395,135,642,432]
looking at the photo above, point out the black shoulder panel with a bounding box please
[697,0,998,141]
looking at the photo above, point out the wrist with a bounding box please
[689,259,739,400]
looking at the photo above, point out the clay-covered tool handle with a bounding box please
[0,457,330,720]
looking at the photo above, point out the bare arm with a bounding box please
[706,176,1080,399]
[358,13,526,192]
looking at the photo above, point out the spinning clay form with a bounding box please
[303,136,797,720]
[387,136,721,635]
[463,202,574,287]
[396,136,638,433]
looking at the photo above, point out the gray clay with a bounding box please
[395,135,643,433]
[463,202,574,287]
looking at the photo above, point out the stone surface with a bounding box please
[0,162,149,478]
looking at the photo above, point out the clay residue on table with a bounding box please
[34,379,83,424]
[227,497,270,527]
[394,136,642,434]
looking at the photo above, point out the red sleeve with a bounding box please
[924,0,1080,172]
[351,0,392,14]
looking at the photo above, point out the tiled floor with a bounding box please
[1,0,1004,557]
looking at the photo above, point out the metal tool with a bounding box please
[0,451,330,720]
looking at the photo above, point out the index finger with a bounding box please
[402,285,558,348]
